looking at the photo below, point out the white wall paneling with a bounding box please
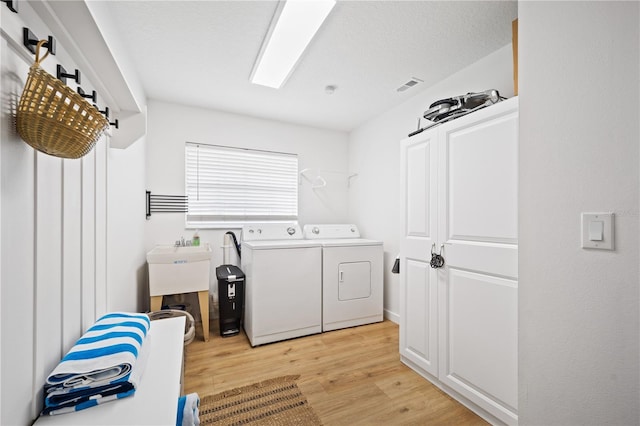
[0,160,36,422]
[1,32,38,425]
[1,3,145,422]
[33,152,63,415]
[62,159,83,353]
[81,149,96,332]
[95,138,108,318]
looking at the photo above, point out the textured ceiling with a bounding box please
[104,1,517,132]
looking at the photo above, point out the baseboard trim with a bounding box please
[384,309,400,324]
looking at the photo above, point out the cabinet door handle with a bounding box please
[339,270,344,282]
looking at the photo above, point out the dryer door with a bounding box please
[338,262,371,300]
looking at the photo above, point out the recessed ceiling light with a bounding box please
[250,0,336,89]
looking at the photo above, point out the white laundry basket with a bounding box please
[149,309,196,346]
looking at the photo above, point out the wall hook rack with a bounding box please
[56,64,80,84]
[20,26,122,133]
[146,191,188,219]
[77,87,97,103]
[23,27,55,55]
[2,0,18,13]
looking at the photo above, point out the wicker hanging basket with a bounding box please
[16,40,109,159]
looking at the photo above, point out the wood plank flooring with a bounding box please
[184,320,487,425]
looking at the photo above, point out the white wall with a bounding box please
[107,134,148,313]
[348,44,515,322]
[519,2,639,425]
[145,100,349,314]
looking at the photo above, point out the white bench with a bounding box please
[34,316,185,425]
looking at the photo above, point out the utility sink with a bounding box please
[146,243,213,342]
[147,244,212,296]
[146,244,213,264]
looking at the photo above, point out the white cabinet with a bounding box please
[400,97,518,425]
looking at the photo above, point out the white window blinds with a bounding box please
[185,143,298,226]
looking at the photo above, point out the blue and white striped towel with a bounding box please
[42,312,151,415]
[177,393,200,426]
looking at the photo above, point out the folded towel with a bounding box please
[176,393,200,426]
[42,312,151,415]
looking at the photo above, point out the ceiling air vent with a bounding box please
[397,77,423,92]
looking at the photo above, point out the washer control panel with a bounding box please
[242,223,302,241]
[303,224,361,239]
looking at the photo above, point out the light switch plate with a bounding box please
[588,220,604,241]
[581,212,614,250]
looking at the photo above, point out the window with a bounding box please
[185,143,298,227]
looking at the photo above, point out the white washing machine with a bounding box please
[241,223,322,346]
[303,224,383,332]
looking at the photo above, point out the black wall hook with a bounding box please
[2,0,18,13]
[94,105,109,119]
[109,119,119,129]
[57,64,80,85]
[23,27,56,55]
[77,87,97,103]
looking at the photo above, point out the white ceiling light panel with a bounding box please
[250,0,336,89]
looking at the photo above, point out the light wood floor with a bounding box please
[184,320,487,425]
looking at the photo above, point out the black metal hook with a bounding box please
[109,119,119,129]
[2,0,18,13]
[77,87,97,103]
[23,27,56,55]
[94,105,109,119]
[57,64,80,85]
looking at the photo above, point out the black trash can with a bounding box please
[216,264,245,337]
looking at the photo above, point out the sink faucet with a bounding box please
[175,237,187,247]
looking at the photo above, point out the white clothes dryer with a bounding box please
[241,223,322,346]
[303,224,383,332]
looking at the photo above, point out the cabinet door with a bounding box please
[437,98,519,425]
[399,130,439,377]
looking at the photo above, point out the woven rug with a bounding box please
[199,375,322,425]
